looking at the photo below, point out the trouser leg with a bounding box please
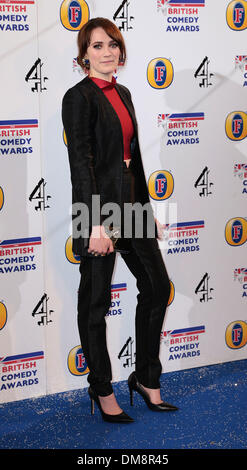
[121,236,171,389]
[77,252,116,396]
[120,162,171,388]
[76,162,131,397]
[77,162,169,394]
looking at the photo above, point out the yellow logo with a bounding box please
[60,0,89,31]
[0,302,7,330]
[226,1,247,30]
[0,187,4,211]
[63,129,67,146]
[65,236,80,264]
[147,58,174,89]
[225,321,247,349]
[225,111,247,140]
[148,170,174,200]
[168,280,175,306]
[225,217,247,246]
[67,345,89,375]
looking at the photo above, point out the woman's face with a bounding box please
[85,27,121,81]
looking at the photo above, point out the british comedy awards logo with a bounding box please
[157,0,205,33]
[0,237,41,275]
[158,112,204,146]
[161,325,205,362]
[0,351,44,393]
[106,283,127,317]
[235,55,247,87]
[0,119,38,157]
[234,164,247,194]
[164,220,204,255]
[234,268,247,298]
[0,0,35,32]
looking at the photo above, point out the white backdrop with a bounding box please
[0,0,247,403]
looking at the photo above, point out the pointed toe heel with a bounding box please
[88,387,134,423]
[128,371,178,412]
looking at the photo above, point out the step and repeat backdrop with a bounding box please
[0,0,247,403]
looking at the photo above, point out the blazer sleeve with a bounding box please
[62,86,98,228]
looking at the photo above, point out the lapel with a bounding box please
[82,76,138,137]
[115,83,138,137]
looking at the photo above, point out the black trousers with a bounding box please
[77,161,171,396]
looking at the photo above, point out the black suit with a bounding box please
[62,75,153,256]
[62,76,170,396]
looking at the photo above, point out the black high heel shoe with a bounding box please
[128,372,178,412]
[88,386,134,423]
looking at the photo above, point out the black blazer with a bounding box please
[62,75,155,257]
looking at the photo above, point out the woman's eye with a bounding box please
[92,42,118,49]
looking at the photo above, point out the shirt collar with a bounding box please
[90,76,116,90]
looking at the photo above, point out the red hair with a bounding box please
[77,17,126,72]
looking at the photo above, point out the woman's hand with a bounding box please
[155,218,166,240]
[88,225,114,256]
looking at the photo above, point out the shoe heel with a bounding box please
[90,397,95,415]
[88,386,134,423]
[129,386,134,406]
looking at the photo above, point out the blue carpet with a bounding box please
[0,359,246,450]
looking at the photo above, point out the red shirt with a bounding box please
[90,76,134,161]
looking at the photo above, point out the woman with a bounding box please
[62,17,178,423]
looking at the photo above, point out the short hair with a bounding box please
[77,17,126,71]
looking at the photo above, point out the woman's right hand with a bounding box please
[88,225,114,256]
